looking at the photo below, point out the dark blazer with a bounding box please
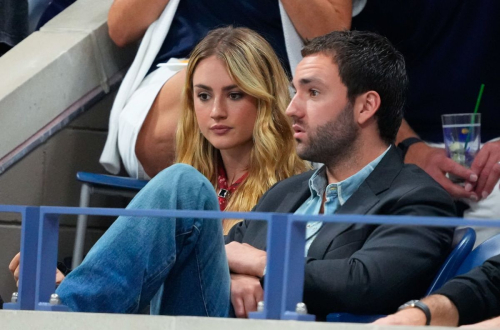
[227,146,456,317]
[435,254,500,325]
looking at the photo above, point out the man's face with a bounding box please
[286,54,359,165]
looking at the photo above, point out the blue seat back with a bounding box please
[425,227,476,294]
[76,171,149,191]
[455,232,500,276]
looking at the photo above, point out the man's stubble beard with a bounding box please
[296,103,359,167]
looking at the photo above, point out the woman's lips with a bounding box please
[210,125,232,135]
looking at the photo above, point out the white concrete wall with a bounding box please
[0,0,138,301]
[0,311,456,330]
[0,0,136,162]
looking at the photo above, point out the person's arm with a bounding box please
[434,255,500,325]
[225,235,267,318]
[225,219,250,244]
[225,179,282,244]
[373,294,459,326]
[375,255,500,326]
[225,242,266,278]
[108,0,171,47]
[397,119,482,200]
[302,184,455,316]
[280,0,352,40]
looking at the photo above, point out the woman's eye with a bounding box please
[198,92,210,101]
[229,92,243,100]
[310,89,319,97]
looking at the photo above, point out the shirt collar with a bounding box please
[308,146,391,205]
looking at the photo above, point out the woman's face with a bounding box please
[192,56,258,156]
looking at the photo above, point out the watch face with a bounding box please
[398,300,420,311]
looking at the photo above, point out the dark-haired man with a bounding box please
[54,30,455,319]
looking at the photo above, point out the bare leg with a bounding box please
[136,69,187,178]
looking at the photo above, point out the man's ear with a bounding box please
[353,91,381,125]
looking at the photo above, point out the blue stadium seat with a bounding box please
[72,172,149,269]
[425,227,476,294]
[326,227,476,323]
[454,232,500,276]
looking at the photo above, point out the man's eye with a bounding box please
[310,89,319,97]
[229,92,243,100]
[198,92,210,101]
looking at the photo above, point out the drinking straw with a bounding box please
[473,84,485,114]
[464,83,485,150]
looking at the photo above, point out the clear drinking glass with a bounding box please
[441,113,481,183]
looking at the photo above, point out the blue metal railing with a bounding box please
[1,204,499,320]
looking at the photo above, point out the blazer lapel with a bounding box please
[275,177,310,213]
[338,145,403,214]
[308,146,404,258]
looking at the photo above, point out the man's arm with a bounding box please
[375,255,500,326]
[225,241,266,318]
[433,255,500,325]
[280,0,352,40]
[108,0,171,47]
[373,294,459,326]
[225,242,266,278]
[302,184,455,316]
[397,119,500,200]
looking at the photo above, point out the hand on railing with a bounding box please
[230,273,263,318]
[9,252,65,287]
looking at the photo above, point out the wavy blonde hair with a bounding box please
[176,27,308,232]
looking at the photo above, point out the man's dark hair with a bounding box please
[301,30,408,145]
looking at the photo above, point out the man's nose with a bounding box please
[286,94,302,119]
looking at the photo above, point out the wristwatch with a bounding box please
[398,300,431,325]
[397,137,423,159]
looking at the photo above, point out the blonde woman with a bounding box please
[177,27,306,233]
[53,27,308,316]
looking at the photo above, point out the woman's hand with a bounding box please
[9,252,65,287]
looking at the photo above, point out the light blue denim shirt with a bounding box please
[296,147,391,256]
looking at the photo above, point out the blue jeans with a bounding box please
[56,164,232,316]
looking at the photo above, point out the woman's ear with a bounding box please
[353,91,381,125]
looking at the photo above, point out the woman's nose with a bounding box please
[210,98,228,119]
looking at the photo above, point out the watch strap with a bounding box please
[398,300,431,326]
[397,137,423,159]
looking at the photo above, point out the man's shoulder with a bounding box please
[398,163,445,188]
[392,163,454,203]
